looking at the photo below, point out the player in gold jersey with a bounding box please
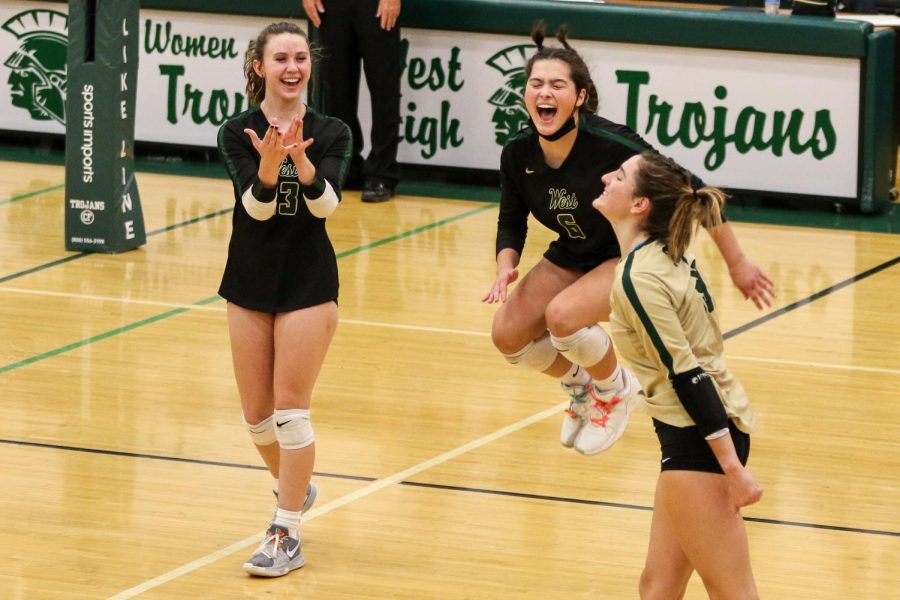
[594,151,763,599]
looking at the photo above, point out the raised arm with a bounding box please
[706,221,775,310]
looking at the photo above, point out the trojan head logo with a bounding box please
[3,9,68,125]
[485,44,533,146]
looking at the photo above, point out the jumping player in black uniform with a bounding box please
[217,21,351,578]
[483,23,775,456]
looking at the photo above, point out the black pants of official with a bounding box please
[316,0,401,188]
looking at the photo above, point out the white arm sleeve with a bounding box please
[304,180,339,219]
[241,185,276,221]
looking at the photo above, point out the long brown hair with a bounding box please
[243,22,314,106]
[634,151,726,263]
[525,21,599,114]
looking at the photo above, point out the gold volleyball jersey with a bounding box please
[609,238,756,433]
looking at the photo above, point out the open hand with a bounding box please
[482,267,519,303]
[281,114,314,165]
[244,119,296,185]
[729,256,775,310]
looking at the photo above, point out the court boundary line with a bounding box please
[3,287,900,376]
[4,184,899,593]
[0,204,496,373]
[1,190,897,373]
[397,481,899,538]
[0,199,493,283]
[0,206,232,284]
[723,255,900,340]
[105,402,568,599]
[3,435,896,543]
[0,182,64,207]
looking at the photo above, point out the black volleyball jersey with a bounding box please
[497,113,653,271]
[217,106,352,312]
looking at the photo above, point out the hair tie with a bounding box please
[689,174,703,201]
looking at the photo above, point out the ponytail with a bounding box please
[635,151,726,263]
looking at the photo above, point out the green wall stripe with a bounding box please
[38,0,873,58]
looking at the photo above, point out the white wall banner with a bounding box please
[0,0,860,197]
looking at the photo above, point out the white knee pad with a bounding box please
[243,414,277,446]
[274,408,315,450]
[551,325,610,368]
[502,335,557,372]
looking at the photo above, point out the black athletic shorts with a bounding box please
[544,241,621,273]
[653,418,750,474]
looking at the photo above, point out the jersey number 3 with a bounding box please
[277,182,300,216]
[557,214,586,240]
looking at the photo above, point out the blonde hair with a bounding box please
[634,151,726,263]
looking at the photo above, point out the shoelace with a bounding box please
[257,529,285,559]
[587,395,623,428]
[564,384,591,418]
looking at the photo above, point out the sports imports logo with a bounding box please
[3,8,68,125]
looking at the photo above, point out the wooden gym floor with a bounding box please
[1,160,898,599]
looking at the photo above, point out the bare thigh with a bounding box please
[544,257,619,336]
[227,303,276,423]
[640,476,693,600]
[273,301,339,409]
[491,258,581,353]
[653,471,759,600]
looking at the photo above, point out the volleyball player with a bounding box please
[482,23,774,456]
[217,21,351,577]
[596,151,763,599]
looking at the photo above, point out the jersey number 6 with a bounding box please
[557,214,586,240]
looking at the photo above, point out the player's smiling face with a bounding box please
[594,155,643,220]
[525,59,584,137]
[255,32,311,101]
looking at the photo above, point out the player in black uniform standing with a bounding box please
[217,22,351,577]
[483,23,774,456]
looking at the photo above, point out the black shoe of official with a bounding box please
[361,181,394,203]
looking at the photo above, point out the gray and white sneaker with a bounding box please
[243,524,304,577]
